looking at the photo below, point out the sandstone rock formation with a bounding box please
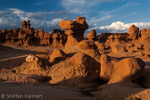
[100,54,145,83]
[14,52,50,76]
[78,40,101,62]
[137,43,144,49]
[52,33,60,47]
[140,28,150,39]
[59,17,89,49]
[0,21,67,47]
[94,41,105,51]
[128,25,139,39]
[97,33,113,43]
[50,49,66,62]
[105,35,114,48]
[87,29,97,41]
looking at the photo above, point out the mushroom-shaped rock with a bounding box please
[87,29,97,41]
[59,17,89,49]
[128,25,139,39]
[50,49,66,62]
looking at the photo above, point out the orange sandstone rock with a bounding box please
[59,17,89,49]
[128,25,139,39]
[100,54,145,83]
[50,49,66,62]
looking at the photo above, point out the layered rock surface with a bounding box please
[59,17,89,49]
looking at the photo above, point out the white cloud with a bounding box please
[119,12,136,19]
[103,3,140,15]
[91,21,150,33]
[88,15,111,24]
[49,11,65,14]
[46,18,64,26]
[0,8,64,32]
[99,11,107,14]
[33,2,44,5]
[26,12,47,20]
[61,0,103,14]
[104,0,124,2]
[61,0,125,14]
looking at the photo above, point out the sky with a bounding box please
[0,0,150,36]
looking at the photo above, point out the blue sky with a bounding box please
[0,0,150,36]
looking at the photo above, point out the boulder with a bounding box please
[25,55,35,62]
[78,40,97,50]
[50,49,66,62]
[78,40,101,62]
[100,54,145,83]
[140,28,150,39]
[128,25,139,39]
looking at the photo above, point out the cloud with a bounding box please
[9,8,28,20]
[49,11,65,14]
[0,8,64,32]
[103,3,140,15]
[118,12,136,19]
[26,12,47,20]
[104,0,124,2]
[88,15,111,24]
[90,21,150,34]
[61,0,125,14]
[33,2,44,5]
[61,0,103,14]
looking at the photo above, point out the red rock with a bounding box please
[22,21,27,28]
[87,29,97,41]
[38,28,44,39]
[52,33,60,47]
[128,25,139,39]
[78,40,101,62]
[59,17,89,49]
[94,41,104,51]
[100,54,145,83]
[140,28,150,39]
[50,49,66,62]
[27,20,31,29]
